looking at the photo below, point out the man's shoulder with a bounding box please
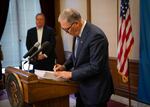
[44,26,54,31]
[28,27,36,32]
[86,22,105,36]
[86,22,102,32]
[85,22,107,42]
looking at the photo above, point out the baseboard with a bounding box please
[111,94,150,107]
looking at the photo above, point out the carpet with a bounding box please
[0,90,7,101]
[0,89,127,107]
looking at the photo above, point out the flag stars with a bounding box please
[120,0,129,19]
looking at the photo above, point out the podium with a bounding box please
[5,66,78,107]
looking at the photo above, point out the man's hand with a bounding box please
[53,64,65,71]
[54,71,72,79]
[37,52,47,60]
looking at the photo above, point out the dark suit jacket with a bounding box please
[26,26,56,71]
[64,22,114,105]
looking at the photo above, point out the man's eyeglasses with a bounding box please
[62,23,75,33]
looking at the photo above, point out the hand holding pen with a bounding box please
[53,64,71,79]
[53,64,65,72]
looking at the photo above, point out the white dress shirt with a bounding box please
[37,27,43,48]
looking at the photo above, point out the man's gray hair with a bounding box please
[36,13,45,19]
[58,8,81,24]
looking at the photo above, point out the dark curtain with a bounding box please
[39,0,55,28]
[0,0,10,40]
[39,0,65,64]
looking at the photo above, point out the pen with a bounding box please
[53,64,57,72]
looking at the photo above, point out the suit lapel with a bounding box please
[41,26,46,44]
[74,23,89,65]
[75,37,83,59]
[72,37,76,63]
[34,28,38,42]
[72,37,76,53]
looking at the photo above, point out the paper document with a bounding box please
[34,69,65,81]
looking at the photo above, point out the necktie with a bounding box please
[74,37,80,58]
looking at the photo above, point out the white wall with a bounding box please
[91,0,118,58]
[91,0,139,60]
[60,0,87,52]
[60,0,140,60]
[129,0,139,60]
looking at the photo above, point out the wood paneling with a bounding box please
[109,57,139,100]
[54,0,66,64]
[87,0,91,22]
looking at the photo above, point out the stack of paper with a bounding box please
[34,69,65,81]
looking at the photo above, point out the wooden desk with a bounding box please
[5,66,78,107]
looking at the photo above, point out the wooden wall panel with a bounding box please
[109,57,139,100]
[54,0,66,64]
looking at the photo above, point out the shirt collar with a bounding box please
[37,27,43,30]
[78,20,86,38]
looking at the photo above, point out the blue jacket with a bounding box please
[64,22,114,105]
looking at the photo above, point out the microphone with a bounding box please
[28,41,50,60]
[23,42,40,58]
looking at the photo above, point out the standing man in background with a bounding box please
[26,13,56,71]
[54,8,114,107]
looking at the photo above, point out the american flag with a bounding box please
[117,0,134,83]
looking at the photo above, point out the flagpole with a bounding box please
[117,0,119,35]
[128,59,131,107]
[127,2,133,106]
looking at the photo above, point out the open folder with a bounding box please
[34,69,65,81]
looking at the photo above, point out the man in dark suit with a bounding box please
[53,8,114,107]
[26,13,56,71]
